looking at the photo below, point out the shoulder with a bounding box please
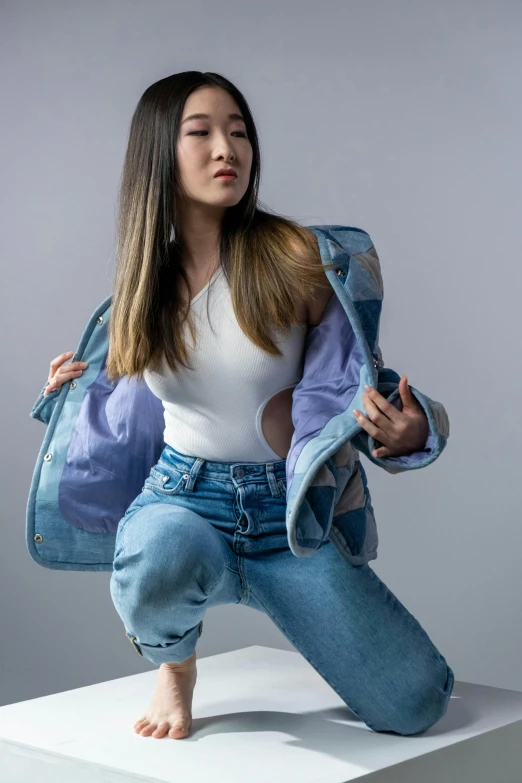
[284,225,335,327]
[306,284,335,326]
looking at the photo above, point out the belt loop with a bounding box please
[185,457,205,491]
[265,463,280,498]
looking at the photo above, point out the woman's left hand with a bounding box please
[353,376,429,458]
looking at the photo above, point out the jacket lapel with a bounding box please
[285,226,382,555]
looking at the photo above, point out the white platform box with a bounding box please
[1,645,522,782]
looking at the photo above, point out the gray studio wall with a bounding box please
[2,0,520,706]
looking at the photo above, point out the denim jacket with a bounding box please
[27,225,449,571]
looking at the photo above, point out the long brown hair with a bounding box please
[105,71,343,383]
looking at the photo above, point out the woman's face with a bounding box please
[176,86,253,211]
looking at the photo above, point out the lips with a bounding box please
[214,168,237,178]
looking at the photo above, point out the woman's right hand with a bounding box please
[43,352,89,397]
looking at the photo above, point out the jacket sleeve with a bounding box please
[29,382,61,426]
[351,354,450,474]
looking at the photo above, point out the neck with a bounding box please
[177,201,224,274]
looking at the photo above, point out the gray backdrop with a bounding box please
[2,0,521,707]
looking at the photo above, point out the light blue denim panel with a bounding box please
[30,383,60,425]
[27,224,451,572]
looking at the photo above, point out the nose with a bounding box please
[214,136,236,161]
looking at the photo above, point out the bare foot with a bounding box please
[133,650,197,739]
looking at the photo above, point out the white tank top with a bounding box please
[143,267,308,462]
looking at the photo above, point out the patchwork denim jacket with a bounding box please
[27,225,450,571]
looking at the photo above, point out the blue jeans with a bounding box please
[110,444,454,735]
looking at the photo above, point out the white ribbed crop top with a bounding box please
[142,267,308,463]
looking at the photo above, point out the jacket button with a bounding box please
[44,453,52,461]
[34,534,43,543]
[96,316,104,325]
[70,380,77,389]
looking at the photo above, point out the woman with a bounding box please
[41,71,454,741]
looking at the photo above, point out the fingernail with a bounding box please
[353,410,360,417]
[364,385,371,392]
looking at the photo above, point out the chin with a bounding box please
[209,195,245,208]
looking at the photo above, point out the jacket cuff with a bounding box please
[29,383,60,426]
[353,386,449,474]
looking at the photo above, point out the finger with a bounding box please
[44,379,61,395]
[55,367,84,380]
[398,375,408,396]
[362,393,396,436]
[50,352,74,372]
[372,446,391,458]
[353,408,388,443]
[66,361,88,371]
[48,370,84,395]
[399,376,418,411]
[364,385,402,423]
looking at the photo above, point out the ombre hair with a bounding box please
[105,71,342,382]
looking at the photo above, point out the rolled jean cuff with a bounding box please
[125,619,203,664]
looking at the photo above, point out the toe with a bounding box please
[169,723,190,739]
[152,722,170,738]
[140,722,157,736]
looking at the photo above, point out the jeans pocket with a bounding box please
[143,466,187,496]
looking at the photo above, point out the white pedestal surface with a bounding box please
[1,644,521,782]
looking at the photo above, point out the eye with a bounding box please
[188,131,247,137]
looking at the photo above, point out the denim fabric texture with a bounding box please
[27,225,451,573]
[109,443,454,736]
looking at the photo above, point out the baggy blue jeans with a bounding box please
[109,443,455,735]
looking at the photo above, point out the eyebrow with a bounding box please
[181,112,245,125]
